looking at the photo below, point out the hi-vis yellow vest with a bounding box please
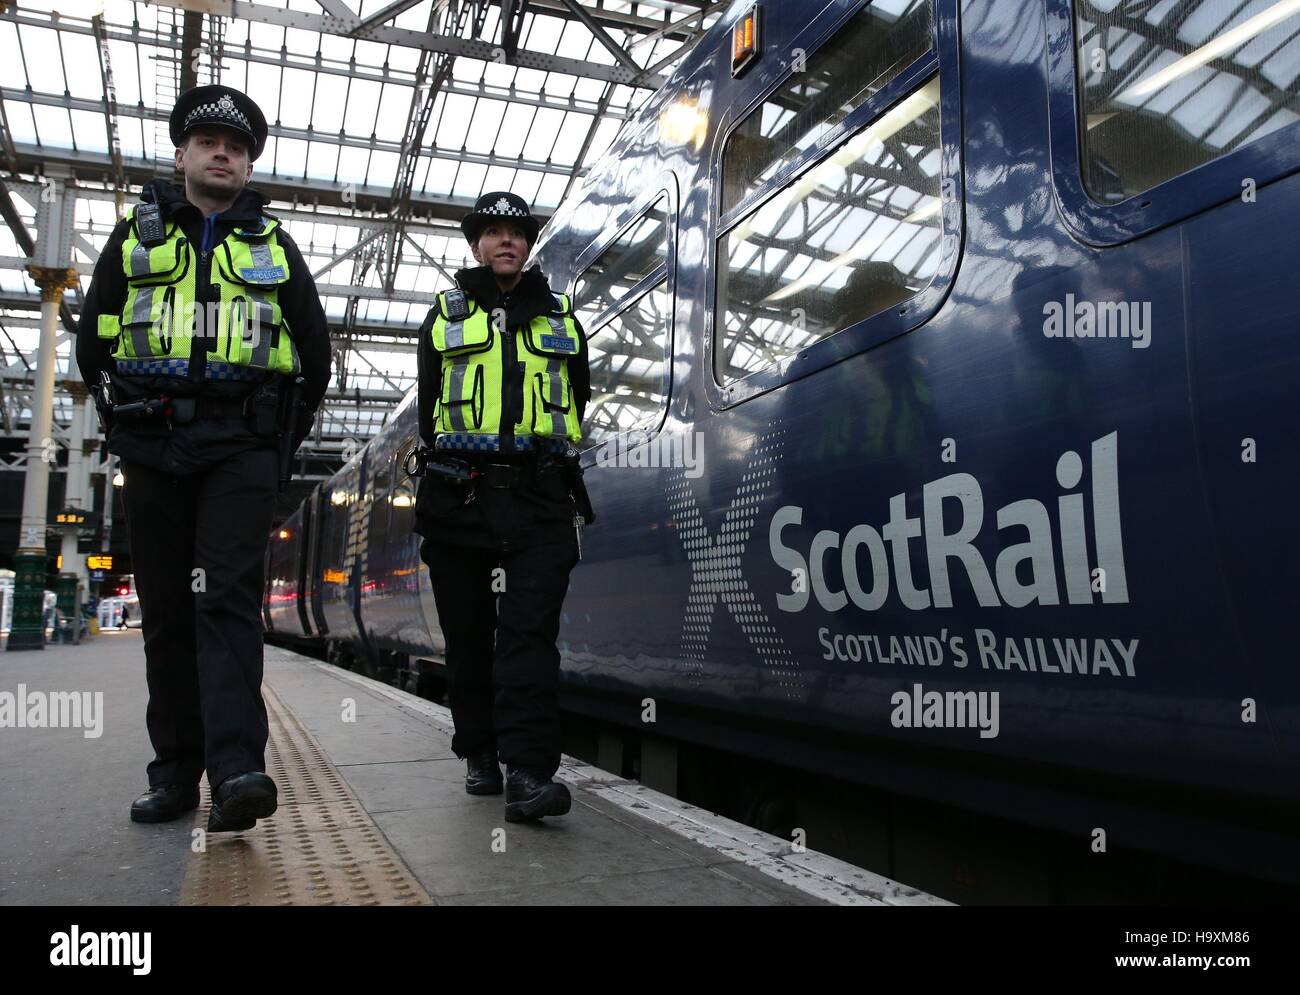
[430,289,583,449]
[97,205,301,375]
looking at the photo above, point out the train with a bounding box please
[265,0,1300,885]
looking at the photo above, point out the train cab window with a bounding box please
[572,195,673,449]
[716,71,944,385]
[390,442,416,536]
[573,197,670,329]
[1076,0,1300,204]
[720,0,934,215]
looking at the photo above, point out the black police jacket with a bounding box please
[413,264,590,551]
[75,180,331,474]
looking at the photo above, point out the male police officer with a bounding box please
[414,191,593,822]
[76,86,330,832]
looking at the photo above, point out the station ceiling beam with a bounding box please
[143,0,667,87]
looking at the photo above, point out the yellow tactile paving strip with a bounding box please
[180,683,431,906]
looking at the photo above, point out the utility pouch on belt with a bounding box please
[245,382,280,436]
[169,396,197,425]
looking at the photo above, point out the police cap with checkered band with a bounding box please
[169,85,269,161]
[460,191,540,246]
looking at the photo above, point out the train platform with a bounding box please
[0,631,944,907]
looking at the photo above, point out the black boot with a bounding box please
[504,767,571,822]
[465,750,503,795]
[208,772,278,833]
[130,783,200,824]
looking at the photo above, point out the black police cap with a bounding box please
[461,191,540,246]
[169,85,268,161]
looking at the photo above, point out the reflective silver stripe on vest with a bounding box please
[545,315,569,340]
[129,241,155,279]
[444,317,466,351]
[249,294,275,367]
[446,357,470,431]
[127,286,158,357]
[543,357,566,436]
[248,241,275,271]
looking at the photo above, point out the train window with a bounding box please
[390,443,416,537]
[1076,0,1300,204]
[721,0,934,216]
[580,280,671,449]
[716,76,943,385]
[573,196,670,329]
[571,193,674,450]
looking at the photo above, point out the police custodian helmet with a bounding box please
[169,85,269,161]
[461,191,540,246]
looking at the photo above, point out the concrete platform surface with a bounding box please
[0,631,943,906]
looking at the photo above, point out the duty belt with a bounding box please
[406,449,558,489]
[111,391,265,426]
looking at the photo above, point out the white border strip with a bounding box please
[273,650,951,907]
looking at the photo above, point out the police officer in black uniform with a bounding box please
[413,191,594,822]
[76,86,331,832]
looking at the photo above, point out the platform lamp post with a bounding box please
[9,172,77,651]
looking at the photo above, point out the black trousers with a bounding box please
[420,532,579,777]
[121,445,278,789]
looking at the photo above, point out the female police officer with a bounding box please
[413,191,591,822]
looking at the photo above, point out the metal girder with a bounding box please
[312,229,386,281]
[66,172,515,233]
[561,81,615,203]
[91,15,129,219]
[142,0,666,87]
[383,1,472,292]
[1,9,632,119]
[180,10,203,93]
[402,232,456,284]
[627,0,726,51]
[316,282,435,304]
[0,96,16,172]
[315,0,358,19]
[558,0,641,75]
[4,92,578,178]
[350,0,424,36]
[9,144,560,223]
[499,0,530,60]
[519,0,713,41]
[0,180,78,335]
[0,257,92,277]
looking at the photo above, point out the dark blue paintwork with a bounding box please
[265,0,1300,881]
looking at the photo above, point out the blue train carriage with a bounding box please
[528,0,1300,879]
[265,0,1300,882]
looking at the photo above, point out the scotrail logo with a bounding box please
[771,432,1128,612]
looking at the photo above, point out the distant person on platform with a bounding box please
[76,86,330,832]
[118,604,130,631]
